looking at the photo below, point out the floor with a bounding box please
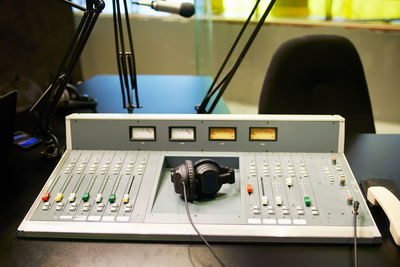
[225,100,400,134]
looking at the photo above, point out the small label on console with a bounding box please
[248,218,262,224]
[278,219,292,225]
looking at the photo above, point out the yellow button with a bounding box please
[123,194,129,204]
[55,192,63,202]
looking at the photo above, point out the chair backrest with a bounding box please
[258,34,375,136]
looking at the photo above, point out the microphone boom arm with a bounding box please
[196,0,276,114]
[29,0,105,157]
[113,0,141,113]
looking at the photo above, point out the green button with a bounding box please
[82,192,90,202]
[304,196,311,207]
[109,193,116,203]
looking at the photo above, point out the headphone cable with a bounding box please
[353,201,360,267]
[182,181,226,267]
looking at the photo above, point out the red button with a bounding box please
[42,192,50,201]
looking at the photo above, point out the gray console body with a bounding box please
[18,114,381,243]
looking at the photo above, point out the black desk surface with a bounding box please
[77,75,230,114]
[2,113,400,266]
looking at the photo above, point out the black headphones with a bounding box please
[59,84,97,112]
[170,159,235,200]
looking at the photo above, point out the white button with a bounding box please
[97,207,104,212]
[68,193,76,202]
[253,209,261,214]
[42,206,49,210]
[96,194,102,203]
[71,203,78,207]
[69,207,76,211]
[83,207,90,211]
[262,196,268,206]
[125,208,132,212]
[111,207,118,212]
[268,209,275,215]
[312,210,319,215]
[276,196,282,206]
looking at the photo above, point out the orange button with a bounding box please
[247,184,253,193]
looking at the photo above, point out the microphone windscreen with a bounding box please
[179,3,195,18]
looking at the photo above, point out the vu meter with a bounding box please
[169,127,196,141]
[249,127,277,141]
[130,126,156,141]
[209,127,236,141]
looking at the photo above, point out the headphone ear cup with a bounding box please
[185,160,196,200]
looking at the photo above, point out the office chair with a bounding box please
[258,34,375,137]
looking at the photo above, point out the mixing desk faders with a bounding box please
[18,114,381,243]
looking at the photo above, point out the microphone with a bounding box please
[133,1,195,18]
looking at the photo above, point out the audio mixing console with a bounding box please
[18,114,381,243]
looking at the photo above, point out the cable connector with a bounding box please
[353,200,360,215]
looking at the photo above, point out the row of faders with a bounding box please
[33,150,148,222]
[246,152,358,226]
